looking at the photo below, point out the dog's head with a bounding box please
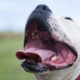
[16,5,77,74]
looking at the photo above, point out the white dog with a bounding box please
[16,5,80,80]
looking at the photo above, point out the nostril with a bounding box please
[35,5,51,12]
[42,5,51,11]
[42,6,47,10]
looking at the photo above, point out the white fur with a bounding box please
[34,17,80,80]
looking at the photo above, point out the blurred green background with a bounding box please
[0,32,35,80]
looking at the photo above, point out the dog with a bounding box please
[16,5,80,80]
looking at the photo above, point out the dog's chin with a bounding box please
[21,60,49,73]
[21,57,74,74]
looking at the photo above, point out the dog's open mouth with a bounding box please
[16,18,77,73]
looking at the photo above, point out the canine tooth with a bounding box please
[51,55,58,61]
[31,33,35,39]
[36,35,39,39]
[32,32,35,36]
[31,31,39,39]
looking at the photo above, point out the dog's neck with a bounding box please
[35,72,70,80]
[35,63,78,80]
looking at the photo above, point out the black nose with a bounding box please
[35,4,51,12]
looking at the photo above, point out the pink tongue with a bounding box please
[16,48,55,61]
[16,40,55,61]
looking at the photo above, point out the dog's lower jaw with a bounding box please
[35,64,78,80]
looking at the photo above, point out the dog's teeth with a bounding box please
[31,32,35,39]
[31,32,39,39]
[32,32,35,36]
[36,35,39,39]
[51,55,58,61]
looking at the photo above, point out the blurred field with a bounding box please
[0,32,35,80]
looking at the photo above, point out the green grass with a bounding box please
[0,33,35,80]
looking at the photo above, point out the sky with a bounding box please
[0,0,80,32]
